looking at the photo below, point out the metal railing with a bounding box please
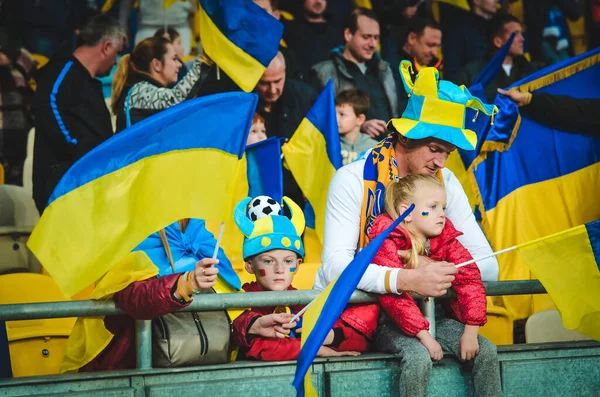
[0,280,546,370]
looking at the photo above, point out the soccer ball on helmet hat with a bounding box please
[247,195,281,221]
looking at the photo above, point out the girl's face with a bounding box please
[247,120,267,146]
[402,181,447,239]
[153,44,181,86]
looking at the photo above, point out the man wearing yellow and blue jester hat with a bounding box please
[316,60,499,321]
[231,195,369,361]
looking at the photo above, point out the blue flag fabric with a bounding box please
[293,204,415,396]
[471,47,600,320]
[246,136,284,203]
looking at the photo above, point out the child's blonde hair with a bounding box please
[384,174,443,269]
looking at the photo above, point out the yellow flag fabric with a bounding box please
[517,220,600,341]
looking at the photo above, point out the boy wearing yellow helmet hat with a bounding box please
[231,195,368,361]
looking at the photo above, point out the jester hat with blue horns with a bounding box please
[387,61,498,151]
[234,196,305,260]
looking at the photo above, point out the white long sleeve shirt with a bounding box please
[314,159,499,293]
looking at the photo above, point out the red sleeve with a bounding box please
[332,320,369,352]
[113,274,189,320]
[443,239,487,326]
[231,310,262,350]
[245,336,301,361]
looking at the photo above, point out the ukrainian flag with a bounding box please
[281,80,342,243]
[293,205,415,397]
[197,0,283,92]
[207,137,284,275]
[445,33,516,211]
[28,92,257,298]
[517,220,600,341]
[470,47,600,319]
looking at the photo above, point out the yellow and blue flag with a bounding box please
[293,204,415,397]
[247,137,284,203]
[28,92,257,298]
[208,136,285,274]
[444,33,516,212]
[517,220,600,341]
[471,47,600,319]
[281,80,342,243]
[197,0,283,92]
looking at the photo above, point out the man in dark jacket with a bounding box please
[442,0,498,82]
[309,8,400,140]
[282,0,344,80]
[255,51,318,206]
[455,13,544,103]
[32,15,126,214]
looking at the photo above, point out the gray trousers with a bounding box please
[374,317,503,397]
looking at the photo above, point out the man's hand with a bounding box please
[396,261,457,297]
[361,119,388,139]
[249,313,296,338]
[497,88,532,107]
[317,346,361,358]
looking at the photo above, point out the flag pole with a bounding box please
[292,245,518,323]
[212,222,225,259]
[455,245,517,268]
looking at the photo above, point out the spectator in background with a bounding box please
[282,0,344,80]
[32,15,126,214]
[0,31,36,185]
[310,8,400,141]
[120,0,196,56]
[335,88,377,166]
[252,0,300,79]
[111,36,210,132]
[523,0,580,62]
[372,0,425,72]
[443,0,498,82]
[255,51,317,207]
[455,13,544,102]
[247,113,268,146]
[154,27,188,83]
[397,18,443,78]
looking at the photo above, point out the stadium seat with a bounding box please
[0,273,76,377]
[525,309,591,343]
[0,185,40,275]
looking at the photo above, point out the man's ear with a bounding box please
[244,261,254,275]
[493,36,504,51]
[296,258,303,266]
[407,32,417,46]
[343,28,353,44]
[399,203,413,223]
[101,40,112,56]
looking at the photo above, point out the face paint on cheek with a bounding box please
[422,212,429,218]
[289,267,296,275]
[256,269,267,277]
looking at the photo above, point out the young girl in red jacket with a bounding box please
[369,174,503,397]
[231,195,367,361]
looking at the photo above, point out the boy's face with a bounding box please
[336,104,364,135]
[245,250,302,291]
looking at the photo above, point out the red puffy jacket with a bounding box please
[367,214,487,336]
